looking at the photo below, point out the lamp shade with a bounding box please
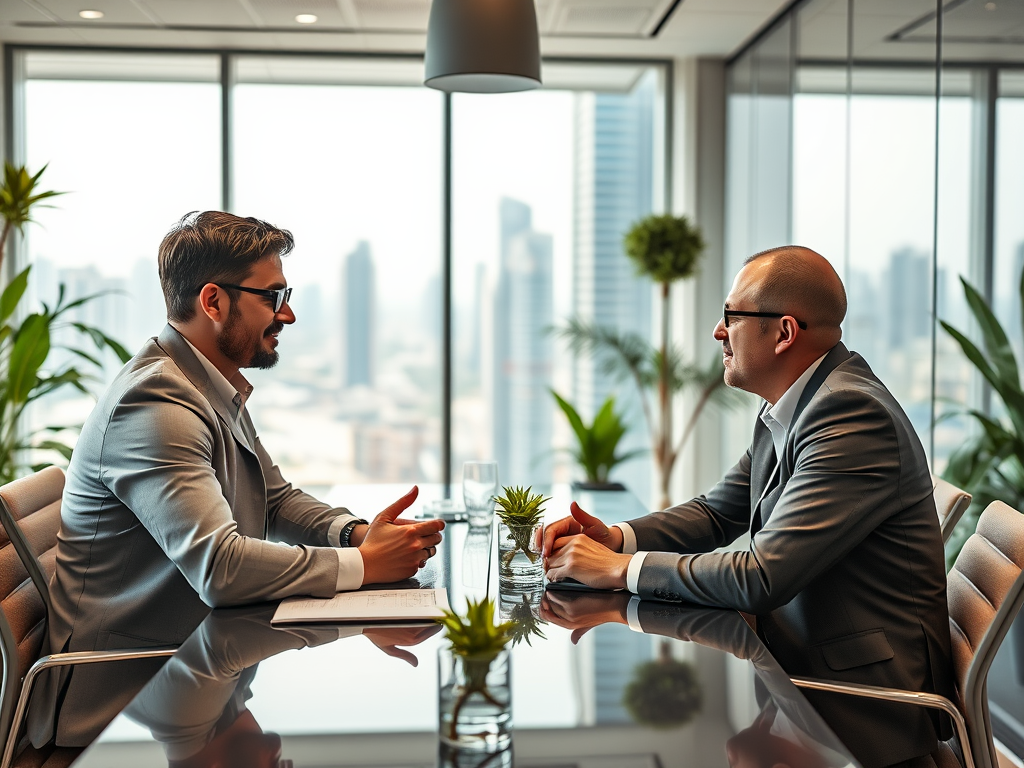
[424,0,541,93]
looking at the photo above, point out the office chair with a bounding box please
[0,467,175,768]
[790,500,1024,768]
[933,475,972,545]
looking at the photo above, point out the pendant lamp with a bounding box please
[424,0,542,93]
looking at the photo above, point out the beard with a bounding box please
[217,308,282,370]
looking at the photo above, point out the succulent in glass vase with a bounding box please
[436,598,515,750]
[494,485,549,589]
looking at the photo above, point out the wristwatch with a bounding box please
[339,519,367,548]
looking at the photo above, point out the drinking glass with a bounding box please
[463,461,498,528]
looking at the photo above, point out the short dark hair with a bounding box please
[743,245,847,329]
[158,211,295,322]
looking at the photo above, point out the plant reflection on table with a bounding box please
[499,590,547,647]
[539,589,854,768]
[120,605,439,768]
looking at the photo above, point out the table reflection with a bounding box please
[55,487,863,768]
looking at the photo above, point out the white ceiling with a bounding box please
[0,0,793,59]
[2,0,1020,63]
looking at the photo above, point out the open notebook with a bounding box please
[271,588,450,625]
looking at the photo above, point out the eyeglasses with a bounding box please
[723,307,807,330]
[215,283,292,313]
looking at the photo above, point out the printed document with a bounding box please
[272,588,450,625]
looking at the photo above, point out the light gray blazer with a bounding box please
[628,343,955,768]
[33,324,359,746]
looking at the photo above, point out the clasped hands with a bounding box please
[542,501,633,591]
[350,486,446,585]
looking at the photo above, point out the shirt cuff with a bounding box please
[336,547,365,591]
[327,513,361,547]
[626,595,644,632]
[625,551,649,593]
[613,522,638,554]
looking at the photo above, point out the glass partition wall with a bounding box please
[725,2,1024,752]
[6,50,667,499]
[725,0,1022,480]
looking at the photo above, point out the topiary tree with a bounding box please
[557,214,739,508]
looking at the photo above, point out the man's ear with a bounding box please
[774,317,799,355]
[197,283,229,323]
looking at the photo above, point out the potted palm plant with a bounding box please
[551,389,644,491]
[0,162,130,482]
[494,485,548,589]
[436,597,514,751]
[939,274,1024,564]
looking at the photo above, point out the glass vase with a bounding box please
[497,522,543,590]
[438,648,512,751]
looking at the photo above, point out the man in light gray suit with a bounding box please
[543,246,955,768]
[33,211,445,747]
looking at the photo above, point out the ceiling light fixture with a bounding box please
[985,2,997,8]
[78,9,104,19]
[295,13,318,24]
[424,0,541,94]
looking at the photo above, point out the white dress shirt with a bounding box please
[182,337,363,591]
[617,352,829,614]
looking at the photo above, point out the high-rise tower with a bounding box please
[343,240,376,388]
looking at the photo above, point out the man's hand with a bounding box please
[362,623,442,666]
[539,590,631,644]
[358,487,445,585]
[544,532,632,590]
[541,501,623,557]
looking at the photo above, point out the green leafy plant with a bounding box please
[623,641,702,729]
[556,214,743,509]
[0,163,129,483]
[939,274,1024,565]
[436,597,514,740]
[494,485,549,569]
[551,390,644,485]
[0,162,64,274]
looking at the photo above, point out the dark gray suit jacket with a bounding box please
[33,324,360,746]
[628,343,955,768]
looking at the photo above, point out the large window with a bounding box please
[11,50,668,498]
[21,52,222,446]
[451,64,662,504]
[725,0,988,477]
[232,58,444,489]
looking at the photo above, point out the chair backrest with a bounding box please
[933,474,972,544]
[947,500,1024,768]
[0,467,65,757]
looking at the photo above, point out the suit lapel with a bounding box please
[789,342,851,431]
[156,324,257,457]
[750,410,777,536]
[750,342,852,534]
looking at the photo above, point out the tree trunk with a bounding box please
[658,281,672,509]
[0,220,11,281]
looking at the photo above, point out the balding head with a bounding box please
[743,246,846,339]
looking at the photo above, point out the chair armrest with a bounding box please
[1,647,177,768]
[789,676,973,768]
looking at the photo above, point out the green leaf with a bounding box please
[959,276,1020,390]
[941,320,1024,439]
[551,390,588,446]
[33,439,73,461]
[8,314,50,404]
[0,266,30,323]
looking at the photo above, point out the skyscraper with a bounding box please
[571,72,656,501]
[492,198,554,487]
[343,240,376,388]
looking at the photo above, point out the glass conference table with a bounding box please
[52,485,861,768]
